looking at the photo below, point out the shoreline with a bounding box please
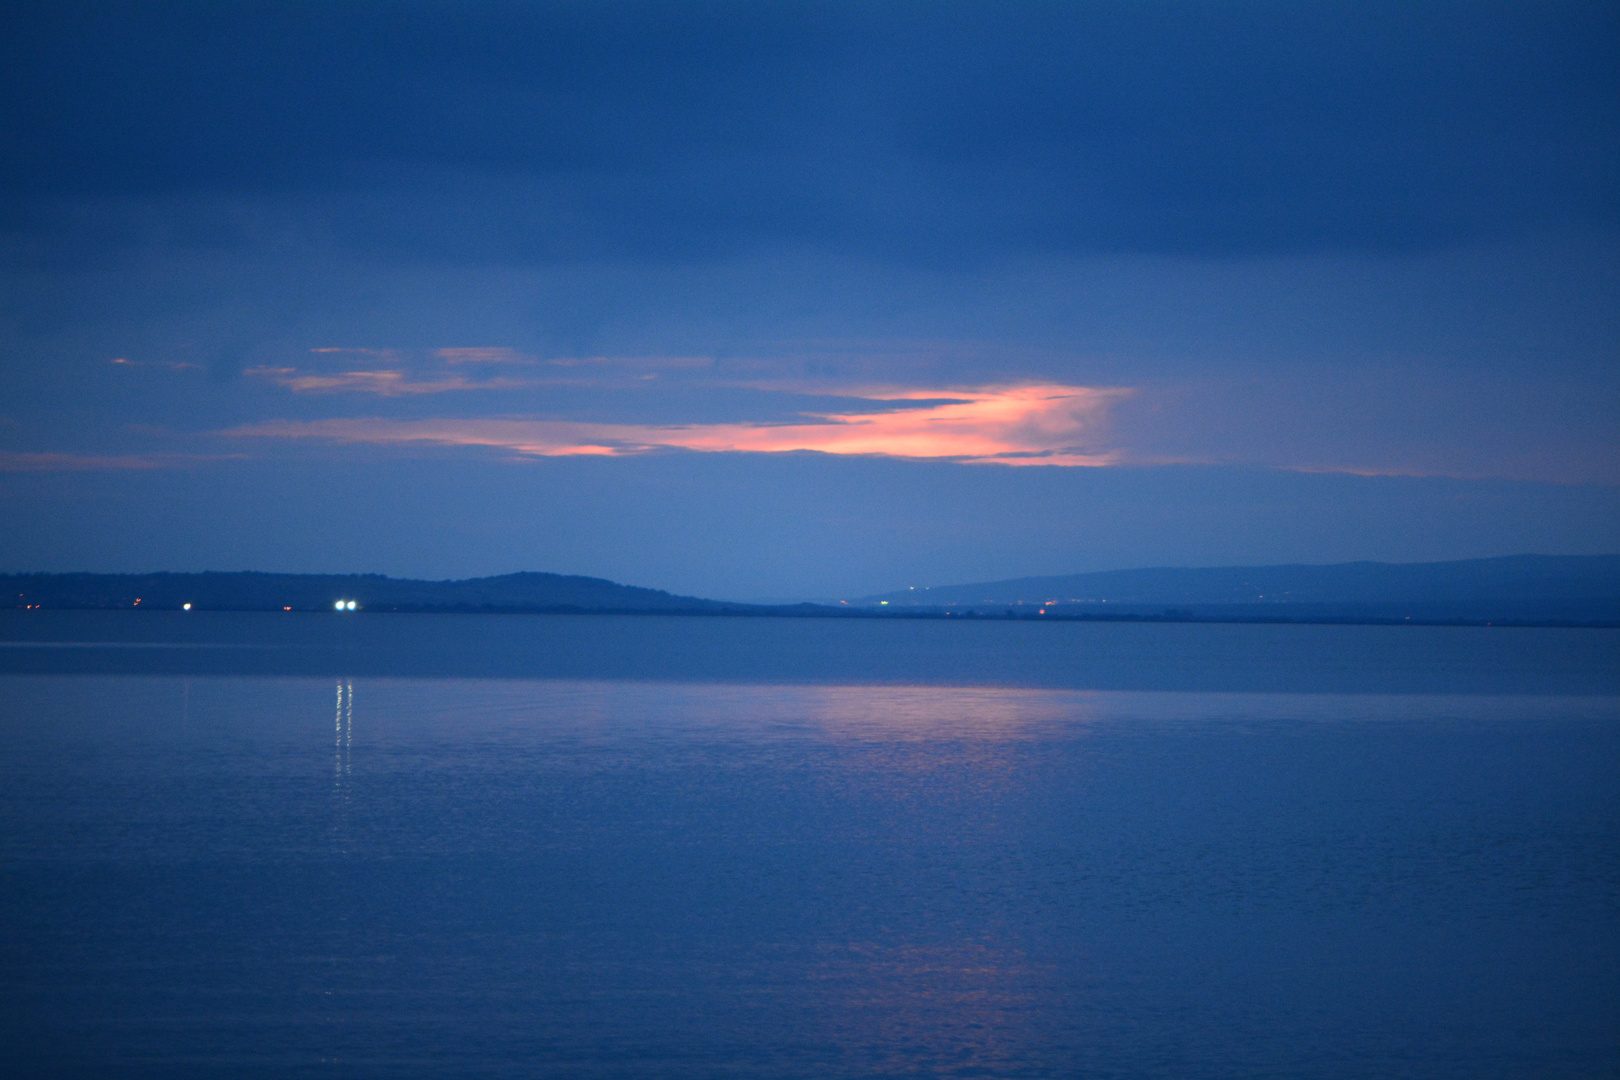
[5,604,1617,630]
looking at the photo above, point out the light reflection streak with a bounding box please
[332,680,352,846]
[293,677,1097,1057]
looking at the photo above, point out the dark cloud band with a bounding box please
[3,0,1614,263]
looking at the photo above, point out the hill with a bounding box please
[8,556,1619,626]
[4,571,732,613]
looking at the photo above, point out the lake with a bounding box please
[1,612,1616,1077]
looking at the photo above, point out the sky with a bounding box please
[1,0,1616,600]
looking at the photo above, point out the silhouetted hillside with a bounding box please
[8,557,1619,626]
[4,571,732,613]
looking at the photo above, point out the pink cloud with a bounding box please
[222,383,1132,465]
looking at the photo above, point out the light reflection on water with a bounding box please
[333,679,353,847]
[0,674,1616,1078]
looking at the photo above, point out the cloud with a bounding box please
[436,348,536,365]
[243,350,717,395]
[245,366,537,396]
[0,451,238,472]
[221,383,1130,465]
[544,356,713,371]
[110,357,202,371]
[3,2,1612,265]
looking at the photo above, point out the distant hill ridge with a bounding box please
[858,555,1620,608]
[4,570,729,613]
[7,555,1619,625]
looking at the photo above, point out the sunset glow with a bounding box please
[224,383,1132,465]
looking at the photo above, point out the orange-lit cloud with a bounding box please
[223,383,1131,465]
[249,349,713,395]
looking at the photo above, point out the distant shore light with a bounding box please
[182,603,191,610]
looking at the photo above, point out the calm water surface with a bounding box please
[1,615,1616,1077]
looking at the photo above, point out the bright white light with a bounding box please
[182,603,191,610]
[346,601,357,610]
[335,600,345,610]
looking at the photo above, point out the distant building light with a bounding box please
[879,601,888,605]
[336,600,357,611]
[284,606,292,611]
[182,603,192,610]
[347,601,357,611]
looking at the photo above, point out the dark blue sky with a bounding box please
[2,1,1616,598]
